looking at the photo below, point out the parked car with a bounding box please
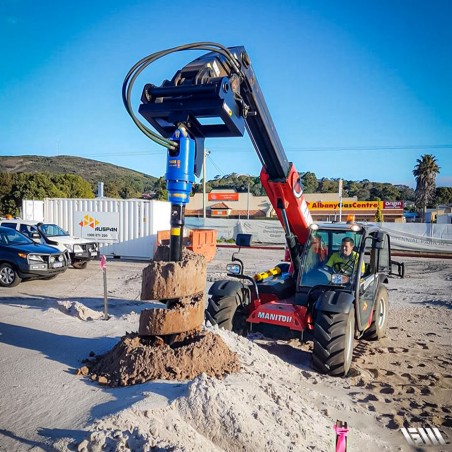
[0,219,98,269]
[0,226,69,287]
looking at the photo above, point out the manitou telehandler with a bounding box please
[123,42,403,376]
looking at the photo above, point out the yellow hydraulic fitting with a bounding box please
[254,266,281,281]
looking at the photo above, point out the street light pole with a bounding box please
[247,179,250,219]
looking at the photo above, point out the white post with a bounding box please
[100,255,108,320]
[338,178,343,222]
[203,149,207,221]
[247,179,250,220]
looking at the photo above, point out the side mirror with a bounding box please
[390,260,405,278]
[235,233,252,247]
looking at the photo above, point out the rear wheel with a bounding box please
[0,263,22,287]
[312,309,355,376]
[206,294,247,335]
[364,286,388,340]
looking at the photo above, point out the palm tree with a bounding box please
[412,154,440,221]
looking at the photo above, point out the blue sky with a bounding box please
[1,0,451,188]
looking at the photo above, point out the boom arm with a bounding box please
[125,43,312,272]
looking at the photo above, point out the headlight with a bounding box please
[73,245,83,253]
[28,254,44,262]
[226,263,242,275]
[49,256,55,263]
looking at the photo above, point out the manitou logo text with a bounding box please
[400,427,446,446]
[257,312,293,323]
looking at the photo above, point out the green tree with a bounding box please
[413,154,440,221]
[104,181,121,198]
[380,184,400,201]
[374,205,384,222]
[394,185,415,202]
[434,187,452,205]
[318,178,339,193]
[1,173,59,216]
[153,177,168,201]
[52,174,94,198]
[301,172,318,193]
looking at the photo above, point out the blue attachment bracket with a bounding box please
[166,127,195,206]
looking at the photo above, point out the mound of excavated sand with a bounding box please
[56,300,103,321]
[79,330,240,387]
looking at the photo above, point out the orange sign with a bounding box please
[208,192,239,201]
[211,210,229,216]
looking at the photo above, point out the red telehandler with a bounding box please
[123,42,404,377]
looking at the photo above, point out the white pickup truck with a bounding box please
[0,218,98,269]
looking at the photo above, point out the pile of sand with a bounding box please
[79,330,240,386]
[56,300,103,321]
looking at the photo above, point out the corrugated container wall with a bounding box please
[43,198,171,259]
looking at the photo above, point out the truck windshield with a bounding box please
[39,224,69,237]
[299,229,363,287]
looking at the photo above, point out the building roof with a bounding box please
[209,202,230,209]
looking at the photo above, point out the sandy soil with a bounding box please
[0,247,450,451]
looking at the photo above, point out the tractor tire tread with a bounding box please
[312,310,354,376]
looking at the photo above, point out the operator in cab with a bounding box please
[325,237,364,280]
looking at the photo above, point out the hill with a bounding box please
[0,155,157,188]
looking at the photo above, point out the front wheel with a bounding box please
[72,261,88,270]
[312,308,355,376]
[206,294,247,335]
[0,263,22,287]
[364,286,388,340]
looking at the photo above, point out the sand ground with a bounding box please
[0,247,450,451]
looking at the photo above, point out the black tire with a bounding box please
[364,286,389,340]
[0,263,22,288]
[72,261,88,270]
[312,309,355,376]
[207,294,246,334]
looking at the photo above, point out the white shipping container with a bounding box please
[21,199,45,222]
[43,198,171,259]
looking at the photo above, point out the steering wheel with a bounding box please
[332,262,343,273]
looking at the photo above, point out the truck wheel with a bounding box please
[312,309,355,376]
[206,294,246,335]
[72,261,88,270]
[0,263,22,287]
[364,286,388,340]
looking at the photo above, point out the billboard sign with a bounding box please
[73,212,120,242]
[307,201,382,211]
[208,192,239,201]
[383,201,404,209]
